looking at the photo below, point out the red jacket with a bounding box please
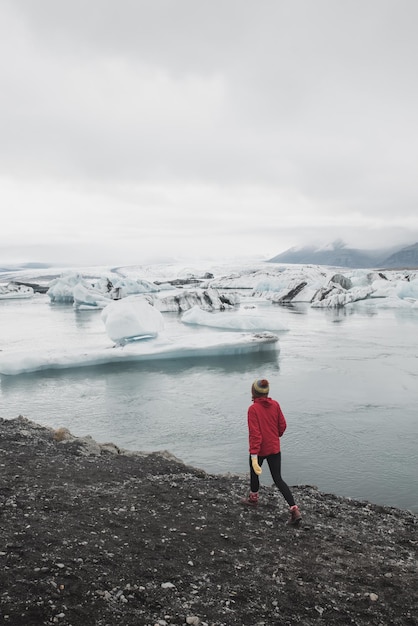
[247,396,287,457]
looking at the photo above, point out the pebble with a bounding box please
[161,582,175,589]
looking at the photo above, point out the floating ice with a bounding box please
[48,273,86,303]
[202,265,418,309]
[73,283,111,309]
[39,263,418,311]
[1,261,418,377]
[48,272,159,305]
[0,283,34,300]
[101,296,165,344]
[147,288,239,312]
[0,331,279,376]
[181,305,289,331]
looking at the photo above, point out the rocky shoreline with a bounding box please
[0,416,417,626]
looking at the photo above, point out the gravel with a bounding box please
[0,415,417,626]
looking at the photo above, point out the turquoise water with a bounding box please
[1,295,417,512]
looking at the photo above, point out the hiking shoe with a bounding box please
[241,492,259,507]
[288,505,302,525]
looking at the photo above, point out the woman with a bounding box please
[242,378,302,525]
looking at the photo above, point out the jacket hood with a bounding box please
[253,396,272,406]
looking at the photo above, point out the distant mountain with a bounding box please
[0,262,53,274]
[381,242,418,268]
[268,241,418,269]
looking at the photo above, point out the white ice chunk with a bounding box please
[48,273,88,303]
[73,283,111,309]
[110,277,160,298]
[181,305,288,331]
[0,282,34,299]
[47,272,158,305]
[101,296,165,343]
[0,331,279,376]
[397,277,418,300]
[147,287,238,312]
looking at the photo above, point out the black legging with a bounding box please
[249,452,295,507]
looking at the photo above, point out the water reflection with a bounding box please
[73,308,103,331]
[272,303,309,315]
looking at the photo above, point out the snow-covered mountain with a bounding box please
[269,241,418,269]
[382,242,418,268]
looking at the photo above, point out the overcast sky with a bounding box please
[1,0,418,266]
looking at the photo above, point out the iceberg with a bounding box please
[190,264,418,309]
[0,282,34,299]
[72,283,112,310]
[181,305,289,332]
[146,287,239,312]
[309,271,418,309]
[46,271,239,313]
[41,263,418,311]
[48,273,91,304]
[209,265,327,294]
[101,296,165,344]
[3,261,418,314]
[48,272,159,305]
[0,331,279,376]
[2,259,418,377]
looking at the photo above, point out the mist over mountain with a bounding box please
[269,241,418,269]
[382,242,418,268]
[2,243,418,274]
[0,262,54,274]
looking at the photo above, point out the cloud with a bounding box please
[1,0,418,264]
